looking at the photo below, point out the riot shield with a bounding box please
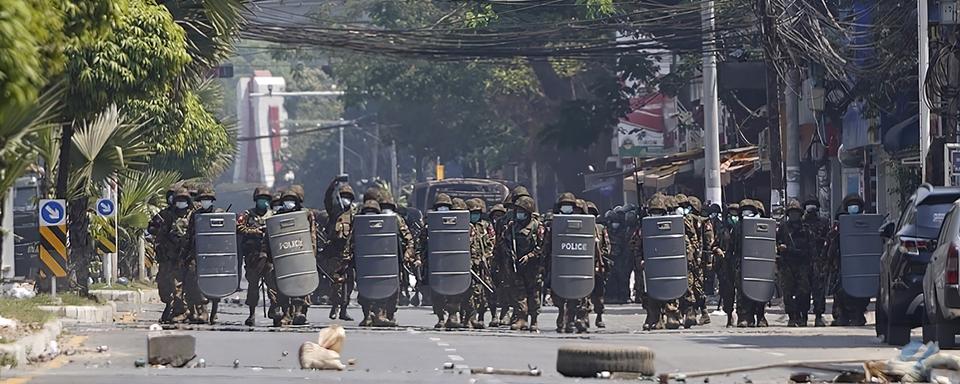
[194,212,239,299]
[550,214,597,300]
[641,215,687,301]
[266,211,319,297]
[839,214,884,298]
[354,214,400,300]
[427,210,471,296]
[740,217,777,302]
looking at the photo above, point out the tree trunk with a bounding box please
[68,197,92,296]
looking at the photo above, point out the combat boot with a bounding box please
[445,313,464,329]
[799,313,809,327]
[338,307,354,321]
[373,314,397,328]
[814,315,826,327]
[359,306,374,327]
[410,292,421,307]
[575,319,589,334]
[595,314,606,329]
[851,314,867,327]
[682,310,697,329]
[737,319,749,328]
[434,314,446,329]
[528,315,539,332]
[787,315,798,327]
[665,315,681,330]
[510,318,528,331]
[699,309,711,325]
[726,314,735,328]
[500,312,512,327]
[654,319,665,330]
[293,313,308,326]
[757,315,769,328]
[160,304,172,324]
[328,305,338,320]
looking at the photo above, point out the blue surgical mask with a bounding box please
[437,206,450,212]
[283,201,297,210]
[730,216,740,224]
[382,208,395,215]
[742,210,756,218]
[175,201,189,210]
[516,212,528,221]
[256,198,269,211]
[340,198,352,207]
[847,205,861,214]
[470,212,481,223]
[559,205,574,215]
[611,222,621,229]
[200,200,214,210]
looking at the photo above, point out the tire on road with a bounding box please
[556,344,655,378]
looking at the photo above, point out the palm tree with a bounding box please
[162,0,251,81]
[0,88,61,199]
[67,105,153,295]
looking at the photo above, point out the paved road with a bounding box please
[0,297,920,384]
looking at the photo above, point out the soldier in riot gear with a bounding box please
[496,195,545,331]
[270,188,320,326]
[463,198,495,329]
[715,203,739,327]
[686,196,715,325]
[377,191,416,325]
[804,197,832,327]
[826,194,871,326]
[674,194,701,328]
[486,203,509,326]
[634,194,684,330]
[736,199,770,327]
[584,201,611,329]
[546,193,582,333]
[324,179,357,322]
[350,199,384,327]
[180,185,223,324]
[238,186,275,326]
[777,199,814,327]
[605,208,631,305]
[421,193,462,329]
[150,187,192,324]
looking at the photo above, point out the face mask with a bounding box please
[742,210,756,218]
[559,205,574,214]
[272,205,283,212]
[516,212,528,221]
[437,206,450,212]
[611,222,621,229]
[805,205,818,213]
[847,205,861,214]
[175,201,189,210]
[730,216,740,223]
[709,213,718,219]
[788,212,802,222]
[382,208,395,215]
[340,198,352,207]
[200,200,214,210]
[256,198,269,211]
[283,201,297,210]
[470,212,481,223]
[362,210,378,215]
[674,208,684,215]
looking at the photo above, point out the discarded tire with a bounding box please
[556,344,655,377]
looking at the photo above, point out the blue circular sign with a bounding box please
[40,200,65,225]
[96,199,116,217]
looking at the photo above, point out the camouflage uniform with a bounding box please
[803,198,832,327]
[462,198,495,329]
[545,193,583,333]
[714,203,739,326]
[238,186,276,326]
[420,194,463,328]
[324,181,356,322]
[776,199,814,327]
[487,203,510,327]
[267,188,320,326]
[149,187,191,323]
[635,194,684,330]
[496,195,545,331]
[377,191,416,326]
[605,211,632,304]
[736,199,768,327]
[687,196,715,324]
[826,194,870,326]
[676,195,701,328]
[180,186,224,324]
[584,201,611,329]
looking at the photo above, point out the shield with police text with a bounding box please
[427,210,471,296]
[267,211,319,297]
[354,214,400,300]
[550,214,596,300]
[195,212,239,299]
[641,215,687,301]
[839,214,884,298]
[740,217,778,302]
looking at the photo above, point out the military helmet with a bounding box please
[451,197,468,211]
[253,185,271,201]
[362,187,382,204]
[663,195,679,210]
[466,198,486,213]
[514,195,536,213]
[802,196,820,208]
[675,194,689,207]
[360,199,381,214]
[337,183,355,200]
[841,194,865,209]
[272,190,285,204]
[281,188,301,202]
[511,186,531,203]
[585,201,600,216]
[739,199,759,212]
[754,199,767,216]
[786,198,803,214]
[490,203,506,214]
[379,191,397,210]
[433,193,453,208]
[625,210,639,225]
[172,187,191,201]
[726,202,740,212]
[647,194,667,211]
[556,192,577,205]
[196,185,216,200]
[289,184,306,202]
[687,196,702,213]
[575,199,587,214]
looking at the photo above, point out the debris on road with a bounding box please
[96,345,109,353]
[557,344,655,378]
[465,365,542,377]
[1,282,36,299]
[135,358,146,368]
[147,331,196,367]
[864,342,960,382]
[233,359,240,368]
[149,324,162,331]
[298,324,346,370]
[0,316,16,330]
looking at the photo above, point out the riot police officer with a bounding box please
[585,201,610,329]
[378,191,416,326]
[804,197,832,327]
[826,194,871,326]
[324,179,356,322]
[496,195,545,331]
[272,188,320,326]
[777,199,814,327]
[546,193,582,333]
[181,185,223,324]
[238,186,274,326]
[636,194,684,330]
[716,203,739,327]
[151,187,192,324]
[736,199,769,327]
[421,193,462,329]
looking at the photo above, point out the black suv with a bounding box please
[877,184,960,345]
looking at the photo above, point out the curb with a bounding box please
[0,319,62,368]
[38,303,115,323]
[89,289,160,314]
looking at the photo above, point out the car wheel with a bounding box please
[556,344,655,377]
[875,295,888,338]
[935,298,957,349]
[885,323,911,346]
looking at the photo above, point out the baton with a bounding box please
[260,280,267,318]
[471,270,495,294]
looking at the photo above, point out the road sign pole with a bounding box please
[51,278,56,298]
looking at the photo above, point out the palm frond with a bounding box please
[69,105,155,198]
[164,0,251,81]
[0,85,62,156]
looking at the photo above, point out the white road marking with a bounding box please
[429,337,441,341]
[448,355,464,362]
[438,342,450,347]
[767,352,786,357]
[444,348,457,352]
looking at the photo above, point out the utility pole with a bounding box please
[919,0,930,182]
[702,0,722,205]
[761,0,784,207]
[390,140,398,199]
[372,125,380,181]
[785,68,801,200]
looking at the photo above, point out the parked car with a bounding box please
[877,184,960,345]
[923,199,960,349]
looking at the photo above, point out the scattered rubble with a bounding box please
[299,324,346,370]
[147,331,196,367]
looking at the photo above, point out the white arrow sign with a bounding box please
[39,199,66,226]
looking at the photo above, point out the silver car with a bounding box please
[923,199,960,348]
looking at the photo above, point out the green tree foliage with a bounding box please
[0,0,64,113]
